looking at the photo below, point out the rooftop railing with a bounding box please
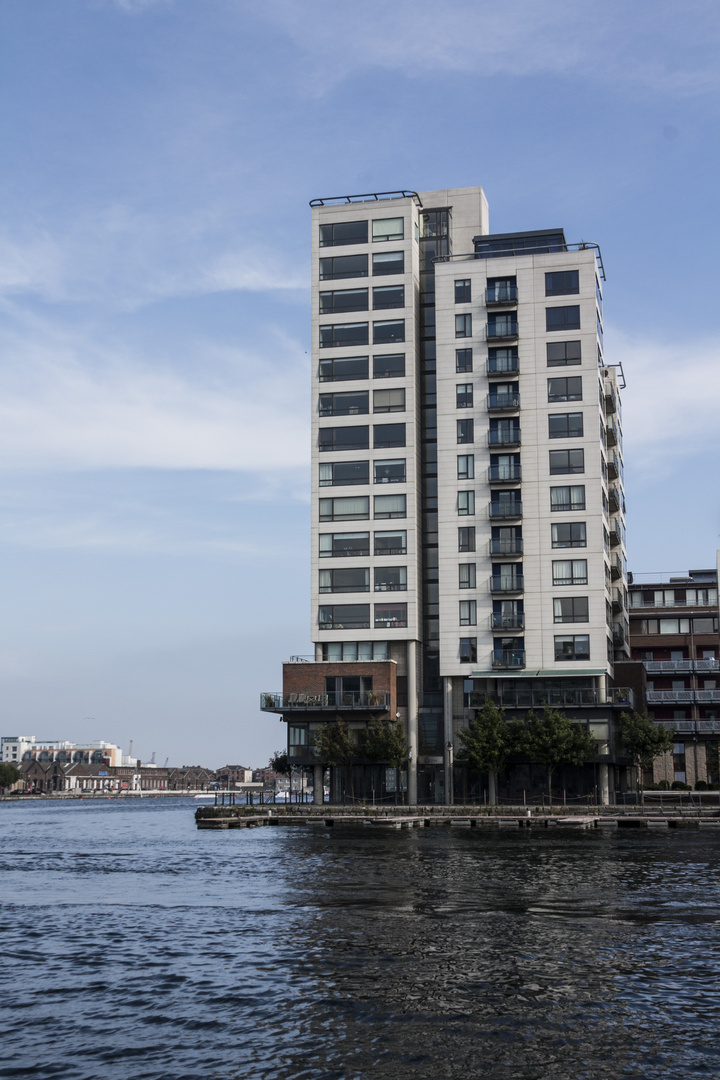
[261,692,391,712]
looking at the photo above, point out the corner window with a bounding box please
[319,532,370,558]
[373,494,406,519]
[549,449,585,475]
[545,270,579,296]
[319,461,369,487]
[458,491,475,516]
[320,254,368,280]
[551,522,587,548]
[374,566,407,592]
[547,340,581,367]
[550,486,586,511]
[373,285,404,309]
[459,600,477,626]
[319,496,369,522]
[455,314,472,338]
[319,426,369,452]
[319,220,368,247]
[372,218,404,242]
[373,423,406,449]
[460,638,477,663]
[456,348,473,373]
[373,319,405,344]
[549,413,584,439]
[457,454,474,480]
[373,388,405,413]
[372,251,404,276]
[373,353,405,379]
[374,530,407,556]
[455,279,471,303]
[374,602,407,628]
[319,322,369,349]
[319,288,368,314]
[458,527,476,552]
[548,376,582,402]
[554,634,590,661]
[553,597,589,623]
[457,419,474,444]
[319,355,369,382]
[374,459,405,484]
[546,306,581,331]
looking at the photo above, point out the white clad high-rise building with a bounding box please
[262,186,631,806]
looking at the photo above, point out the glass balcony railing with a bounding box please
[488,464,521,483]
[492,650,526,668]
[487,393,520,411]
[487,355,519,375]
[490,576,524,593]
[486,321,518,341]
[488,429,521,448]
[489,538,523,556]
[486,285,518,305]
[260,692,391,712]
[490,613,525,631]
[489,502,522,519]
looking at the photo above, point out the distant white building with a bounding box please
[1,735,124,767]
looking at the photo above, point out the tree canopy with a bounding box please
[618,711,674,772]
[0,763,20,788]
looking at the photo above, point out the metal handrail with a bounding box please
[310,190,422,207]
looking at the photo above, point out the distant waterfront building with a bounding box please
[216,764,253,787]
[261,185,631,806]
[628,568,719,786]
[1,735,125,767]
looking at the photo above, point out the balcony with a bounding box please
[610,555,623,580]
[486,320,518,342]
[605,419,618,448]
[488,464,521,484]
[644,660,693,673]
[612,623,625,645]
[612,588,625,613]
[260,691,391,713]
[492,650,526,669]
[608,486,620,514]
[489,501,523,520]
[489,538,523,557]
[607,452,620,480]
[698,690,720,702]
[487,392,520,411]
[604,386,617,414]
[473,687,635,710]
[486,285,518,305]
[491,575,524,594]
[646,690,695,704]
[488,429,521,448]
[609,521,622,548]
[490,613,525,631]
[487,355,519,376]
[657,720,720,734]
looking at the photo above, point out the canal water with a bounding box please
[1,799,719,1079]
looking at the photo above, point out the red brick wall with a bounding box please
[282,661,396,713]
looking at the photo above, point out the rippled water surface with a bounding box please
[2,799,720,1079]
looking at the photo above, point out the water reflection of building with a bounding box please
[261,185,632,806]
[628,568,719,787]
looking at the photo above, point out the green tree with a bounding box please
[523,708,597,804]
[314,718,357,801]
[618,711,675,792]
[0,763,20,790]
[457,697,519,804]
[360,717,408,803]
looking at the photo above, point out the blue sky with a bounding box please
[1,0,719,768]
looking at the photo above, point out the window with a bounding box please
[489,418,520,446]
[319,322,368,349]
[545,270,579,296]
[373,285,404,309]
[375,530,406,556]
[455,279,471,303]
[489,453,520,482]
[455,314,472,338]
[458,527,476,552]
[457,454,474,480]
[551,485,586,511]
[460,638,478,663]
[557,561,587,587]
[319,496,369,522]
[319,355,369,382]
[319,461,369,487]
[372,251,404,276]
[459,563,476,589]
[374,459,405,484]
[374,602,407,628]
[319,288,368,314]
[458,491,475,515]
[373,353,405,379]
[319,568,369,593]
[488,347,519,374]
[319,220,368,247]
[319,426,369,452]
[487,277,517,303]
[319,253,368,280]
[554,597,589,623]
[547,340,582,366]
[459,600,477,626]
[319,390,369,415]
[457,419,474,444]
[549,449,585,474]
[549,413,584,439]
[374,494,406,519]
[319,533,370,558]
[373,388,405,413]
[373,319,405,344]
[554,635,590,661]
[374,566,407,592]
[319,605,370,630]
[454,383,473,409]
[372,218,404,242]
[548,376,582,401]
[487,314,517,338]
[546,306,581,331]
[374,423,406,449]
[552,523,587,549]
[456,348,473,373]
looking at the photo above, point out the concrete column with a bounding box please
[407,640,418,807]
[444,676,454,805]
[598,763,610,806]
[315,643,323,661]
[313,764,324,805]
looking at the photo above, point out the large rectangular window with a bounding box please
[456,348,473,373]
[373,285,404,309]
[457,419,474,444]
[319,390,369,416]
[319,220,368,247]
[550,486,586,511]
[459,563,476,589]
[552,559,588,585]
[551,522,587,548]
[319,355,369,382]
[373,319,405,344]
[457,454,474,480]
[319,496,369,522]
[373,388,405,413]
[458,491,475,515]
[545,270,579,295]
[373,353,405,379]
[374,459,405,484]
[374,566,407,592]
[459,600,477,626]
[373,423,406,449]
[458,527,476,552]
[455,314,472,338]
[319,253,368,280]
[549,449,585,474]
[319,322,368,349]
[319,461,369,487]
[372,218,404,242]
[549,413,584,439]
[319,605,371,630]
[319,426,369,452]
[319,288,368,314]
[547,340,581,366]
[548,376,582,402]
[373,494,406,519]
[460,638,477,663]
[374,530,407,556]
[554,635,590,661]
[455,279,471,303]
[546,305,581,331]
[456,384,473,408]
[319,532,370,558]
[372,251,404,275]
[319,568,369,593]
[553,597,589,623]
[374,602,407,628]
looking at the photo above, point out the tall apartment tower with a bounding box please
[262,186,631,805]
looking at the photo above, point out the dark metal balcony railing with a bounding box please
[491,576,524,593]
[644,659,719,674]
[489,538,523,556]
[604,386,617,413]
[488,429,521,447]
[469,687,635,709]
[492,650,526,669]
[487,393,520,411]
[607,453,620,479]
[612,623,625,645]
[486,285,518,305]
[608,486,620,513]
[261,692,391,712]
[490,613,525,631]
[487,356,519,376]
[488,464,521,483]
[605,420,618,447]
[610,555,623,580]
[486,321,519,341]
[489,501,523,520]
